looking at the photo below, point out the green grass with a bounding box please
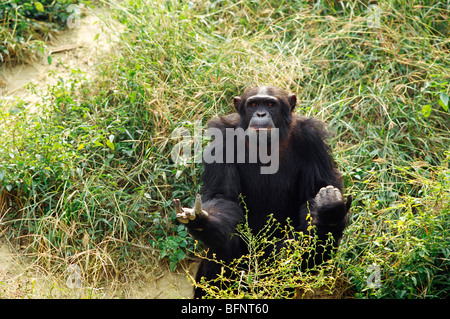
[0,0,449,298]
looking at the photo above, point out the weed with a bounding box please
[190,212,340,299]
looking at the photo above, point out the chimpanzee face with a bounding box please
[233,86,296,138]
[244,94,278,131]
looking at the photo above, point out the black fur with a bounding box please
[183,86,351,298]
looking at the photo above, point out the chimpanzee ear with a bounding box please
[233,96,242,111]
[288,94,296,111]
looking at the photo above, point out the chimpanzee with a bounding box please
[173,86,352,298]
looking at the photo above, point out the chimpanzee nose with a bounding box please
[256,111,267,117]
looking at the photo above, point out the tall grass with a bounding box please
[0,0,448,298]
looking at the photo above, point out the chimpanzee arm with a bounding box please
[175,162,245,262]
[298,187,351,244]
[293,117,351,245]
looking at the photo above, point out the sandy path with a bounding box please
[0,6,119,111]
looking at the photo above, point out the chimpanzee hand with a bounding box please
[173,194,209,224]
[311,185,349,227]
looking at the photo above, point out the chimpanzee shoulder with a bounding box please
[290,114,342,192]
[290,114,331,143]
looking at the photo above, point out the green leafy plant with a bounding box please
[190,207,340,299]
[336,153,450,298]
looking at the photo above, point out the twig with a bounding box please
[49,43,83,54]
[105,236,156,252]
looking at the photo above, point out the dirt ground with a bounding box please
[0,236,197,298]
[0,7,119,110]
[0,6,195,299]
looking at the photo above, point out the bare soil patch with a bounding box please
[1,7,119,111]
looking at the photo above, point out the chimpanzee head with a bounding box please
[233,86,296,140]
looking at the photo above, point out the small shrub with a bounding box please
[190,212,340,299]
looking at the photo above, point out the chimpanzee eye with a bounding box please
[251,103,256,107]
[268,102,273,107]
